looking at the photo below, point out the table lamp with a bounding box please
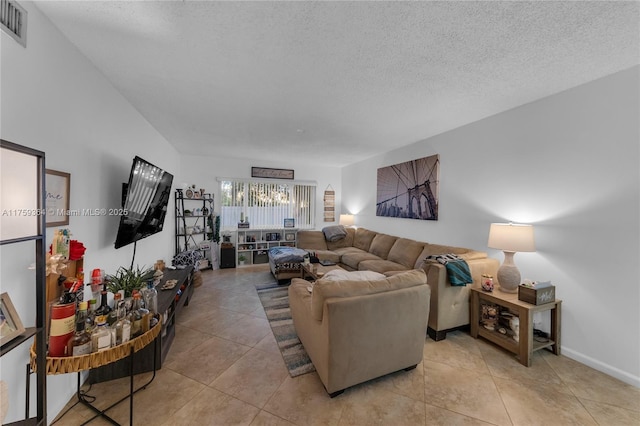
[339,214,355,227]
[487,223,535,293]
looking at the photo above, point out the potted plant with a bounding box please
[105,265,155,297]
[238,254,247,265]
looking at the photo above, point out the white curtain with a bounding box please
[219,179,316,230]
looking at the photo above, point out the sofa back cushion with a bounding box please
[353,228,377,252]
[297,231,328,251]
[311,269,427,321]
[326,227,355,250]
[368,233,398,259]
[387,238,426,269]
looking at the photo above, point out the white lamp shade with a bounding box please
[488,223,535,253]
[339,214,354,227]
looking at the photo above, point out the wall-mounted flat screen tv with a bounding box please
[114,156,174,249]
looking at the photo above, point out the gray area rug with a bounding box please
[256,281,316,377]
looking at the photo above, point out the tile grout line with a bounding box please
[479,341,516,426]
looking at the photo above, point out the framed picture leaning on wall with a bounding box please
[45,169,71,227]
[0,292,26,346]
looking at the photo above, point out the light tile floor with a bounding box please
[53,265,640,425]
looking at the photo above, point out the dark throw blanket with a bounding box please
[426,254,473,286]
[322,225,347,242]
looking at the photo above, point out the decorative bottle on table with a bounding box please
[107,293,121,326]
[91,315,111,352]
[481,274,494,292]
[66,301,92,356]
[86,299,97,334]
[128,293,143,337]
[143,281,158,328]
[113,301,131,345]
[94,284,112,318]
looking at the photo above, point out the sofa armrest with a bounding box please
[288,279,330,372]
[422,257,499,334]
[289,278,313,307]
[322,285,429,393]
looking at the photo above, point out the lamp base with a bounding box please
[497,251,520,293]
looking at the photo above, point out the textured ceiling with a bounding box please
[34,1,639,167]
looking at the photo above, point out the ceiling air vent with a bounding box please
[1,0,27,47]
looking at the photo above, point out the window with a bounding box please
[219,178,315,229]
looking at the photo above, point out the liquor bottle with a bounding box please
[143,281,158,315]
[143,280,159,328]
[94,287,112,318]
[138,296,150,334]
[113,301,131,346]
[66,301,91,356]
[91,315,111,352]
[107,293,121,326]
[85,299,98,334]
[128,293,144,338]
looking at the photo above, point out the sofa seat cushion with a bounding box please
[358,259,409,274]
[388,238,425,269]
[332,246,363,257]
[309,249,340,264]
[310,269,427,321]
[368,233,398,259]
[341,251,382,270]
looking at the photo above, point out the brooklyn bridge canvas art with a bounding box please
[376,154,440,221]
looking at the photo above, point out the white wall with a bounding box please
[1,6,636,425]
[343,66,640,387]
[1,3,180,423]
[178,155,343,231]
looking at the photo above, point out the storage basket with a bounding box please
[253,250,269,264]
[518,284,556,305]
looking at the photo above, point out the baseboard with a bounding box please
[562,347,640,388]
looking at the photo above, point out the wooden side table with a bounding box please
[470,287,561,367]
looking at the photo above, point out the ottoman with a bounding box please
[268,246,309,281]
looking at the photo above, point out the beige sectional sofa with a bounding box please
[289,269,430,396]
[297,227,499,340]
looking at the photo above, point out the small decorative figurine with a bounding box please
[481,304,498,330]
[510,316,520,342]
